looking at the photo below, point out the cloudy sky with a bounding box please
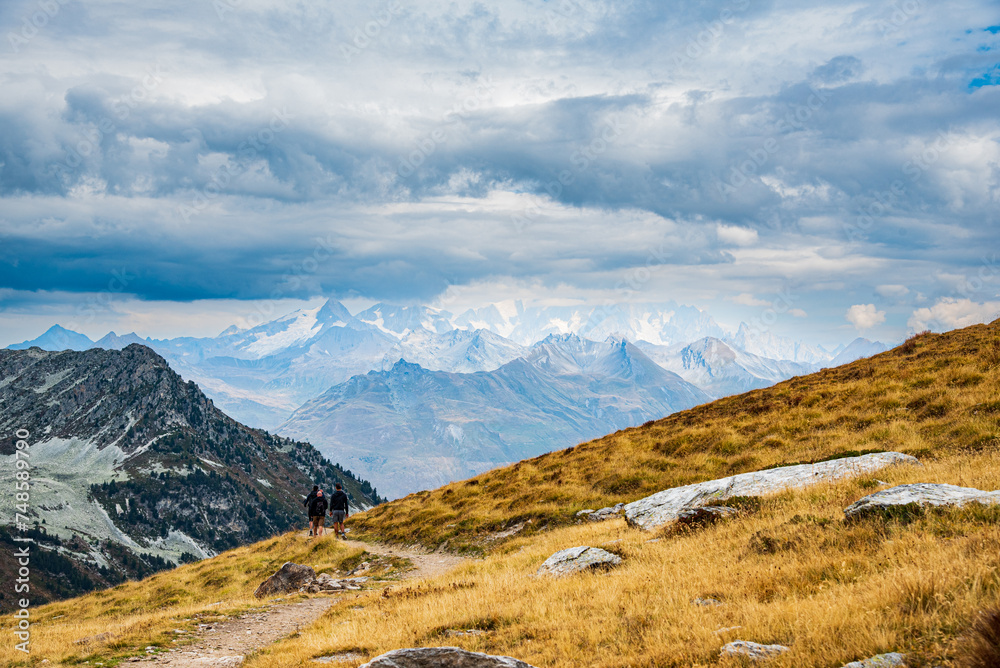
[0,0,997,348]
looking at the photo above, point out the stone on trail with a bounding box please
[844,483,1000,520]
[719,640,790,661]
[840,652,906,668]
[359,647,537,667]
[536,546,622,577]
[253,562,316,598]
[625,452,919,532]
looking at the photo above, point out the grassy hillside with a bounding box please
[2,320,999,667]
[351,321,1000,551]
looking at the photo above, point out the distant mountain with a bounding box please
[726,322,833,365]
[0,345,382,610]
[388,328,530,374]
[8,325,94,351]
[94,331,148,349]
[637,337,817,398]
[355,303,455,338]
[826,338,891,367]
[278,334,711,498]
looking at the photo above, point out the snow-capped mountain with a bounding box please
[387,328,529,374]
[827,338,891,367]
[726,322,833,365]
[355,303,455,339]
[638,337,817,399]
[278,335,711,499]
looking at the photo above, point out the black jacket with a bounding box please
[329,489,349,513]
[303,489,318,509]
[308,493,328,516]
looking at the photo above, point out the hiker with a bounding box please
[308,489,328,537]
[328,483,350,539]
[303,485,319,535]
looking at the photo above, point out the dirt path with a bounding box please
[133,538,471,667]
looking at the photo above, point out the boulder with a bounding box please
[359,647,537,667]
[253,562,317,598]
[536,546,622,577]
[844,483,1000,520]
[840,652,906,667]
[719,640,789,661]
[625,452,918,532]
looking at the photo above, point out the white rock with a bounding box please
[536,546,622,577]
[840,652,906,667]
[360,647,537,667]
[625,452,919,531]
[844,483,1000,519]
[719,640,790,661]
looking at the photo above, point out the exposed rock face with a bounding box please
[624,452,919,531]
[840,652,906,667]
[577,503,625,522]
[719,640,790,661]
[844,483,1000,520]
[254,563,316,598]
[359,647,537,667]
[536,546,623,577]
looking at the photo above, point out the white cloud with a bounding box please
[789,308,808,318]
[846,304,886,331]
[907,298,1000,333]
[716,225,759,247]
[728,293,770,307]
[876,284,910,298]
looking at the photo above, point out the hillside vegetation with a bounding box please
[2,320,999,667]
[352,321,1000,551]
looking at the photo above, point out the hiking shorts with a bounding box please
[310,515,325,523]
[330,510,346,523]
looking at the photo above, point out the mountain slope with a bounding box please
[278,336,711,498]
[0,344,382,610]
[350,319,1000,549]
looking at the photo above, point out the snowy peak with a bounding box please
[356,303,455,339]
[728,322,832,365]
[680,337,738,371]
[827,338,891,367]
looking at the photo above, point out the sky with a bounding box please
[0,0,998,348]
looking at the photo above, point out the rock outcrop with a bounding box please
[840,652,906,667]
[536,546,623,577]
[719,640,790,661]
[359,647,537,667]
[844,483,1000,520]
[577,503,625,522]
[254,563,316,598]
[624,452,918,531]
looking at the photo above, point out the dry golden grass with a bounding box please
[0,533,376,666]
[352,321,1000,551]
[250,452,1000,668]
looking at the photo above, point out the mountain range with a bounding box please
[0,345,381,610]
[278,335,712,498]
[7,299,891,498]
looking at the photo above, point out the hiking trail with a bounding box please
[133,535,471,667]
